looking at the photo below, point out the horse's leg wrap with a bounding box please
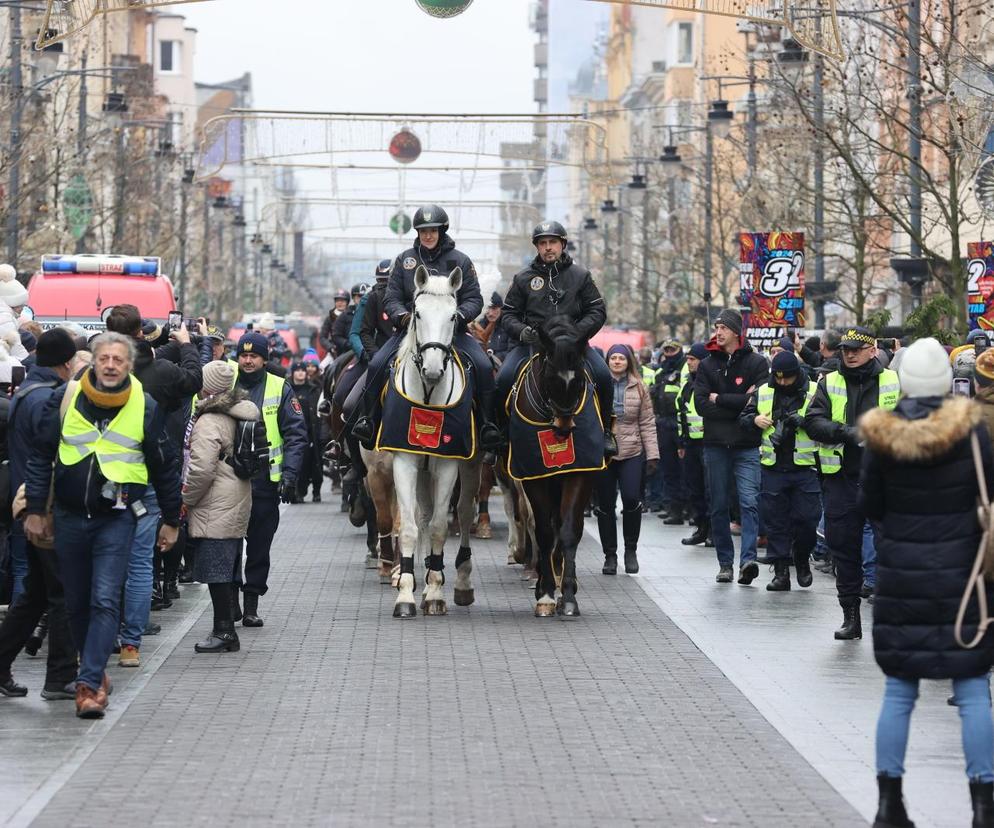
[455,545,471,569]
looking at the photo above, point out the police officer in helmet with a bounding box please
[498,221,617,456]
[352,205,502,452]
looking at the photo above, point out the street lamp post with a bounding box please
[5,5,24,271]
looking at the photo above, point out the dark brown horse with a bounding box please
[511,316,600,618]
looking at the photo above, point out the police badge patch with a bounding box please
[529,276,544,291]
[403,257,417,270]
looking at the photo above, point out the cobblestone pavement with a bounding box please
[1,495,868,827]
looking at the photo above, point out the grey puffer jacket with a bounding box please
[183,389,260,540]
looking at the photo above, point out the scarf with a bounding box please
[79,369,131,409]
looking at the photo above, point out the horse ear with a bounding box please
[448,266,462,293]
[414,265,430,291]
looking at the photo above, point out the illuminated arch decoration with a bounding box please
[587,0,843,61]
[193,110,620,186]
[36,0,213,49]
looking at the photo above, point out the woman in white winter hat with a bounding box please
[0,264,30,361]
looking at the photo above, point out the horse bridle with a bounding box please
[525,354,584,422]
[410,294,454,378]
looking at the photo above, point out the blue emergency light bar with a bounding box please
[41,254,161,276]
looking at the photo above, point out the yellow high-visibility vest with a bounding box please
[819,368,900,474]
[261,372,286,482]
[757,382,818,467]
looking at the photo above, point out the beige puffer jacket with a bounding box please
[183,390,260,539]
[614,375,660,462]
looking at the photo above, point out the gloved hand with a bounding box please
[279,479,300,504]
[398,313,411,329]
[520,326,538,344]
[841,425,860,446]
[784,412,804,430]
[317,398,331,416]
[645,459,659,476]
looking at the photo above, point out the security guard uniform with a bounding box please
[804,327,900,637]
[234,333,308,625]
[651,346,687,523]
[676,351,709,543]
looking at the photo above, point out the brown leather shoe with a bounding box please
[95,673,113,707]
[75,684,105,719]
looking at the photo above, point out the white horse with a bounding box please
[389,265,479,618]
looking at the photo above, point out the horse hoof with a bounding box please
[475,523,492,539]
[393,602,417,619]
[559,601,581,619]
[453,588,475,607]
[379,570,392,585]
[365,554,378,570]
[534,602,557,618]
[423,600,448,616]
[507,553,518,566]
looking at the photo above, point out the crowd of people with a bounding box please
[3,204,994,824]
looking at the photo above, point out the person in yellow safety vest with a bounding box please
[648,339,687,519]
[676,343,711,546]
[24,332,181,719]
[638,347,658,387]
[232,332,309,628]
[740,351,820,591]
[804,326,900,642]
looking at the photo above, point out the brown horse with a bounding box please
[509,317,601,618]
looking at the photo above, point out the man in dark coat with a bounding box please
[694,308,769,585]
[319,291,349,356]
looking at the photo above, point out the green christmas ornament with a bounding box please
[416,0,473,18]
[390,211,413,236]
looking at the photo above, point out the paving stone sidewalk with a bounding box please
[3,501,865,827]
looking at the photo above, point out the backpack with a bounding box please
[225,420,271,481]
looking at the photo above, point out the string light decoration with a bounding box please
[36,0,213,49]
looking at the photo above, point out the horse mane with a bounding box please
[396,275,457,367]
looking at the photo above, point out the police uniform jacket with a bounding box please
[501,255,606,342]
[359,282,396,357]
[236,370,309,490]
[384,235,483,327]
[331,306,356,356]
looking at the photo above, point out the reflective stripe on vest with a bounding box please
[58,375,148,484]
[262,372,286,482]
[681,379,703,440]
[757,382,818,467]
[641,365,656,386]
[819,368,900,474]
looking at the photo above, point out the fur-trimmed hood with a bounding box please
[860,395,981,462]
[195,388,259,421]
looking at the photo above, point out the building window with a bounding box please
[159,40,180,73]
[676,22,693,65]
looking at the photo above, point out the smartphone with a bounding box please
[953,377,972,397]
[167,311,182,330]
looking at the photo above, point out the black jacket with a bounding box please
[332,306,356,356]
[359,282,395,357]
[133,339,203,413]
[235,369,309,489]
[319,312,338,354]
[501,255,606,342]
[8,366,64,497]
[804,358,888,476]
[24,374,182,525]
[385,235,482,326]
[693,339,770,448]
[651,353,686,419]
[740,376,814,471]
[289,379,321,443]
[488,320,512,360]
[860,396,994,679]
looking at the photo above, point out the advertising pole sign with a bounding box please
[967,241,994,331]
[739,231,806,349]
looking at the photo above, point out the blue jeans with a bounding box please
[877,674,994,782]
[55,507,135,691]
[9,523,29,603]
[704,446,761,568]
[862,520,877,587]
[121,489,160,648]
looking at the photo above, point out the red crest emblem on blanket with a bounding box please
[537,429,576,468]
[408,407,444,450]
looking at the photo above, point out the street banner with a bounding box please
[967,241,994,331]
[739,231,805,349]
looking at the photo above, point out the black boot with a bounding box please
[873,774,915,827]
[662,504,685,526]
[194,621,240,654]
[970,779,994,828]
[622,506,641,574]
[794,547,813,588]
[151,581,172,611]
[477,390,503,453]
[681,520,709,546]
[242,593,264,627]
[164,575,180,600]
[24,613,49,657]
[835,601,862,640]
[766,559,791,591]
[597,508,618,575]
[624,547,639,574]
[231,588,243,623]
[602,552,618,575]
[351,415,376,450]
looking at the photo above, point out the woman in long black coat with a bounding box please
[859,337,994,828]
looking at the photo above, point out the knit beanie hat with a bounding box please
[688,342,708,361]
[236,331,269,361]
[606,343,631,362]
[0,263,28,308]
[771,350,801,377]
[36,327,77,367]
[897,337,952,398]
[202,360,235,396]
[715,308,742,336]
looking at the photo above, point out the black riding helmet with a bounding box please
[333,288,349,302]
[351,282,370,298]
[413,205,449,235]
[375,259,392,279]
[532,220,568,245]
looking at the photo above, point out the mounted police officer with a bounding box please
[497,220,616,456]
[351,205,502,453]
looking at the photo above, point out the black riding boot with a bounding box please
[873,774,915,827]
[597,509,618,574]
[24,612,49,657]
[835,600,862,640]
[622,506,641,574]
[477,389,502,453]
[970,779,994,828]
[766,559,791,591]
